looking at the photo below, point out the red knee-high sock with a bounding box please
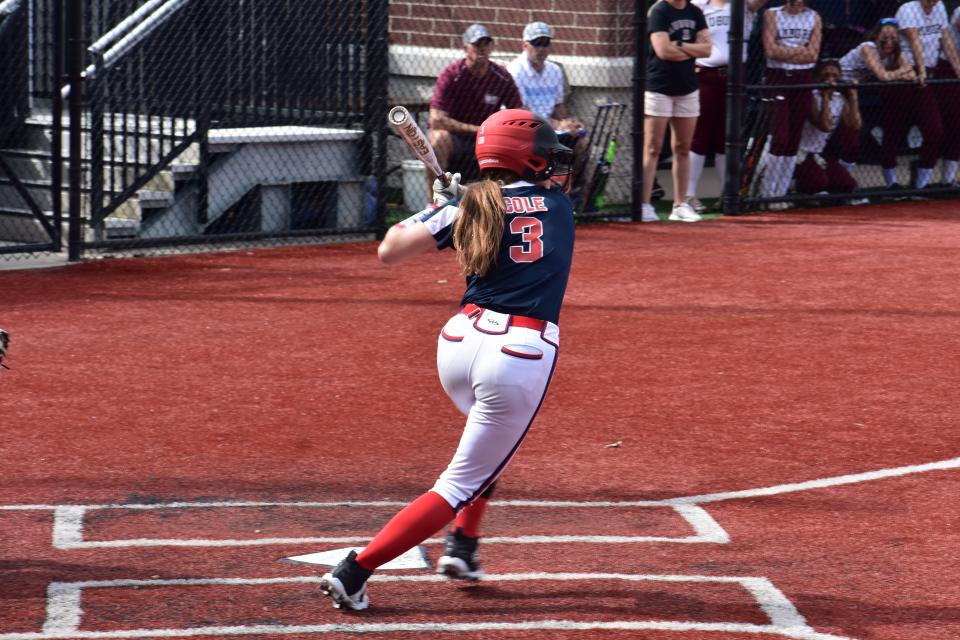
[355,491,454,570]
[452,496,490,538]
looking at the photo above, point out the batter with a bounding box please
[319,109,575,611]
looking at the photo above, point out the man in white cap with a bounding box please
[428,24,522,190]
[507,22,588,195]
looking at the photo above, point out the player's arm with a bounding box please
[429,107,479,136]
[378,220,439,265]
[809,91,833,132]
[841,84,862,131]
[650,31,690,62]
[798,13,822,64]
[762,11,801,62]
[941,26,960,77]
[901,27,926,82]
[863,44,907,81]
[682,27,713,58]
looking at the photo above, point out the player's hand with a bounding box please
[432,172,464,208]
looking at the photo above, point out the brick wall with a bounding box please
[389,0,635,58]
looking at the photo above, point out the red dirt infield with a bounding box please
[1,201,959,639]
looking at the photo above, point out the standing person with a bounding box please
[837,18,916,178]
[934,4,960,186]
[759,0,822,208]
[793,59,861,195]
[687,0,770,214]
[642,0,712,223]
[319,109,575,611]
[507,21,589,196]
[428,24,523,193]
[888,0,960,190]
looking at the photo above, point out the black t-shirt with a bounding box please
[647,0,708,96]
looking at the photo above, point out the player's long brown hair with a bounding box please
[452,169,518,278]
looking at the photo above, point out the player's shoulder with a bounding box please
[488,61,515,82]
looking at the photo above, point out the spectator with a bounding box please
[759,0,822,208]
[836,18,916,177]
[890,0,960,189]
[935,4,960,186]
[642,0,712,223]
[687,0,770,214]
[506,21,589,197]
[793,59,861,195]
[428,24,522,191]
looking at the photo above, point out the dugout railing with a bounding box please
[0,0,390,260]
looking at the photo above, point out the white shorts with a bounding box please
[645,90,700,118]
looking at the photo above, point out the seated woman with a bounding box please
[836,18,915,178]
[793,59,862,195]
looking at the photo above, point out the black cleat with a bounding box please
[320,550,373,611]
[436,527,484,581]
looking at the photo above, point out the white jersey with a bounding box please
[839,41,894,83]
[945,6,960,62]
[767,7,818,70]
[506,55,565,120]
[799,90,844,155]
[896,0,949,68]
[692,0,755,66]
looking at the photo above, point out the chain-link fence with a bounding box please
[1,1,958,261]
[737,0,960,210]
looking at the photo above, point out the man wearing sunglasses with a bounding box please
[507,22,588,197]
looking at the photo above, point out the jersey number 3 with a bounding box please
[509,216,544,263]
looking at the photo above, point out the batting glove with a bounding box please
[432,172,464,208]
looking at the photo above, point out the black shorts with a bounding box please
[449,134,481,181]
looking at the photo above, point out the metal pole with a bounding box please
[66,0,84,260]
[723,0,746,215]
[632,0,647,221]
[51,0,64,249]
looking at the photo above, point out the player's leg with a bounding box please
[436,481,496,580]
[933,62,959,185]
[432,314,558,579]
[642,96,671,221]
[913,84,943,189]
[669,109,698,213]
[879,85,909,187]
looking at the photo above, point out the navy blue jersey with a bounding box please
[418,182,574,324]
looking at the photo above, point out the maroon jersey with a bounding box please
[430,59,522,127]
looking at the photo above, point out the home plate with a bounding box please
[282,546,430,570]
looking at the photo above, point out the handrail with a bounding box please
[88,0,167,54]
[0,0,22,16]
[61,0,192,98]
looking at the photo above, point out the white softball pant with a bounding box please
[431,305,560,510]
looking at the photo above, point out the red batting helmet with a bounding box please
[475,109,573,183]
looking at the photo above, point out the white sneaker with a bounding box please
[669,202,702,222]
[685,196,707,214]
[848,197,870,206]
[641,203,659,222]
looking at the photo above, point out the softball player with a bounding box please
[687,0,769,213]
[320,109,575,611]
[759,0,822,207]
[888,0,960,189]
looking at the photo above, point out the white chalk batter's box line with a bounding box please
[44,500,729,549]
[9,573,849,640]
[2,456,956,551]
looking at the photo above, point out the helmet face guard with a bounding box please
[475,109,573,187]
